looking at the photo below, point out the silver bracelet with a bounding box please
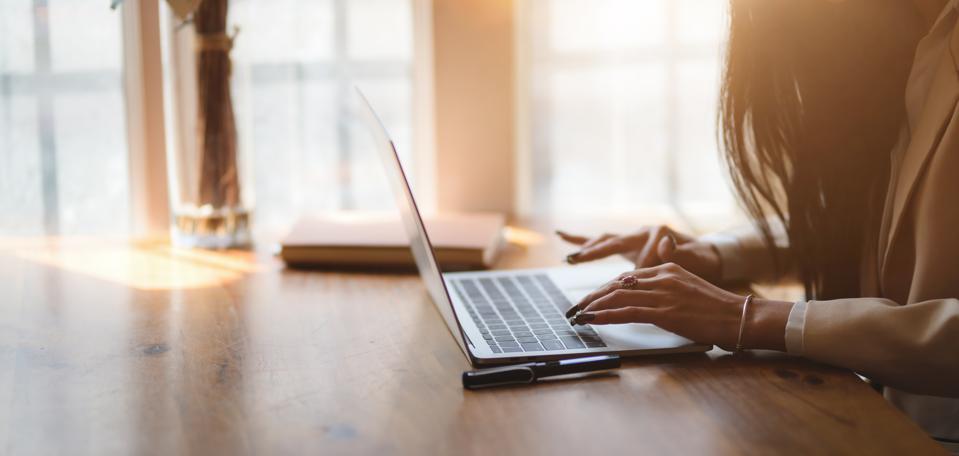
[735,294,754,352]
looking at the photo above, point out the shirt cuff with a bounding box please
[784,300,808,355]
[698,232,749,282]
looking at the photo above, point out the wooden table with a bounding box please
[0,220,944,455]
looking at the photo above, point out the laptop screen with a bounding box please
[355,88,470,357]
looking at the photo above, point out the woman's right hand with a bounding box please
[556,226,723,284]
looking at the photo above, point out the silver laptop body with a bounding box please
[357,88,711,366]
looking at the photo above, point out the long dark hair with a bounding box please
[720,0,919,299]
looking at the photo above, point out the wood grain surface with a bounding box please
[0,217,944,455]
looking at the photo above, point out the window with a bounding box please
[0,0,129,235]
[522,0,737,227]
[228,0,414,231]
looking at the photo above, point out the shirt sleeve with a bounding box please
[784,300,808,354]
[802,297,959,397]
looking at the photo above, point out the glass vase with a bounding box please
[160,1,253,249]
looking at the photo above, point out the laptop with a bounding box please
[356,88,711,366]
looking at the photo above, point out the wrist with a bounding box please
[742,298,792,351]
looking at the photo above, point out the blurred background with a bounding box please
[0,0,737,239]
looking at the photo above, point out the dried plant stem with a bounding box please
[194,0,239,208]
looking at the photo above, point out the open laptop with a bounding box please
[356,88,711,366]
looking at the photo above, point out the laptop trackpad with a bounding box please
[593,323,697,350]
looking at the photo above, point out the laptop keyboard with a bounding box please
[453,274,607,353]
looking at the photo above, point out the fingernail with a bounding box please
[564,304,581,319]
[573,312,596,325]
[565,252,581,264]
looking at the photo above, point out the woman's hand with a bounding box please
[565,263,791,351]
[556,226,723,284]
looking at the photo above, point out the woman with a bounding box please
[559,0,959,449]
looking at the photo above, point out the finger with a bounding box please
[581,288,657,313]
[655,235,677,263]
[570,238,630,263]
[637,228,673,269]
[564,269,660,318]
[576,307,658,325]
[565,279,620,318]
[566,234,615,264]
[555,230,589,245]
[581,233,616,249]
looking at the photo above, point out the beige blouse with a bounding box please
[704,1,959,446]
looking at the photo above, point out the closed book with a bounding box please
[279,212,505,270]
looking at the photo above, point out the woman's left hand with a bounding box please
[566,262,791,351]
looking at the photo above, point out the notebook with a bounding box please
[278,212,505,270]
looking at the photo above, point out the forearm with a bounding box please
[741,298,792,352]
[700,222,796,284]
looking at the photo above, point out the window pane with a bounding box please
[538,66,668,213]
[546,0,666,53]
[0,1,35,73]
[0,95,43,234]
[230,0,414,232]
[347,0,412,60]
[48,0,123,72]
[231,0,335,64]
[677,0,727,46]
[526,0,733,220]
[675,60,732,214]
[54,91,130,234]
[0,0,129,236]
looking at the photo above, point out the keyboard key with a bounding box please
[516,337,539,343]
[491,330,512,337]
[490,346,502,353]
[536,334,558,340]
[532,328,553,335]
[585,342,606,348]
[521,342,544,352]
[494,337,516,343]
[529,323,549,330]
[560,336,585,349]
[487,324,507,331]
[541,340,565,351]
[512,331,533,338]
[502,346,523,353]
[482,334,494,340]
[479,328,490,334]
[555,330,577,337]
[498,341,519,348]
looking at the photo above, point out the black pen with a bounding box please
[462,355,621,389]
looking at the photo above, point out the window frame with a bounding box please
[121,0,171,236]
